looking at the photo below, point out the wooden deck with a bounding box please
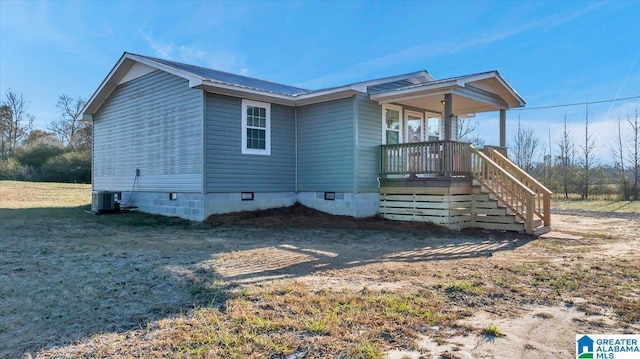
[380,141,551,234]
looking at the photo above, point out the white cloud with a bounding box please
[140,31,174,59]
[178,46,205,60]
[139,32,248,74]
[205,50,249,74]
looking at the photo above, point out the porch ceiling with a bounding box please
[397,91,504,115]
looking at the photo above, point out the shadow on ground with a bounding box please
[0,206,533,357]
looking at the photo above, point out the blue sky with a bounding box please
[1,0,639,161]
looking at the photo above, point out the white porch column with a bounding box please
[443,93,452,141]
[499,109,506,147]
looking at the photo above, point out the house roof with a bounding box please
[137,54,310,96]
[81,52,524,119]
[369,70,526,112]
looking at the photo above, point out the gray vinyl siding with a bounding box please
[355,95,382,192]
[205,93,295,192]
[297,97,354,192]
[93,71,203,192]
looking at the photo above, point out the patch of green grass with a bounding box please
[552,198,640,213]
[482,323,504,337]
[0,180,91,208]
[347,338,384,359]
[443,280,483,296]
[44,281,459,358]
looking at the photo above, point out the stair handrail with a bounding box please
[484,147,552,227]
[469,145,537,234]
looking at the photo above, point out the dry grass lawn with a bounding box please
[1,181,638,359]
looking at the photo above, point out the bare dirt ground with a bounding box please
[1,183,638,358]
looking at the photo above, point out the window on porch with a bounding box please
[383,105,401,145]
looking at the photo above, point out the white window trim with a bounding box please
[381,104,402,145]
[241,99,271,155]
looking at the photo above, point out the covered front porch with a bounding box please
[369,71,550,234]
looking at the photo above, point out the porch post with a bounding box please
[443,93,453,176]
[499,109,506,148]
[444,93,452,141]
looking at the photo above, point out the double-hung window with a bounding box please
[241,99,271,155]
[382,104,402,145]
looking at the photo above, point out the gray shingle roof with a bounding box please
[135,54,309,96]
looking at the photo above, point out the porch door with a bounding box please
[405,111,424,143]
[405,111,424,173]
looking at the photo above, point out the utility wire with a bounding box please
[606,50,639,118]
[512,95,640,111]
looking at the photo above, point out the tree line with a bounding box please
[2,87,638,199]
[503,107,640,201]
[0,90,91,183]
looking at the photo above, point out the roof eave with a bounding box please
[196,81,296,106]
[370,72,526,109]
[81,52,205,117]
[81,53,131,117]
[457,71,525,108]
[369,81,457,103]
[196,81,363,106]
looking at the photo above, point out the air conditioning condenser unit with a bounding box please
[91,191,116,213]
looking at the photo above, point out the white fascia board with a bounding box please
[82,52,205,117]
[373,89,453,105]
[459,71,525,108]
[197,81,363,106]
[293,89,361,106]
[491,74,526,107]
[81,54,132,116]
[196,81,296,106]
[370,82,456,103]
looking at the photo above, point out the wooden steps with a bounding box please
[471,185,548,234]
[471,189,524,232]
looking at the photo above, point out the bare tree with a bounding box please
[456,116,485,148]
[628,108,639,200]
[456,116,477,140]
[510,116,539,173]
[1,90,34,157]
[49,95,87,147]
[613,116,630,199]
[542,127,553,187]
[579,104,597,199]
[557,115,575,198]
[0,104,10,157]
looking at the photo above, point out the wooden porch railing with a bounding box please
[484,146,552,227]
[380,141,471,176]
[470,145,538,234]
[380,142,550,234]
